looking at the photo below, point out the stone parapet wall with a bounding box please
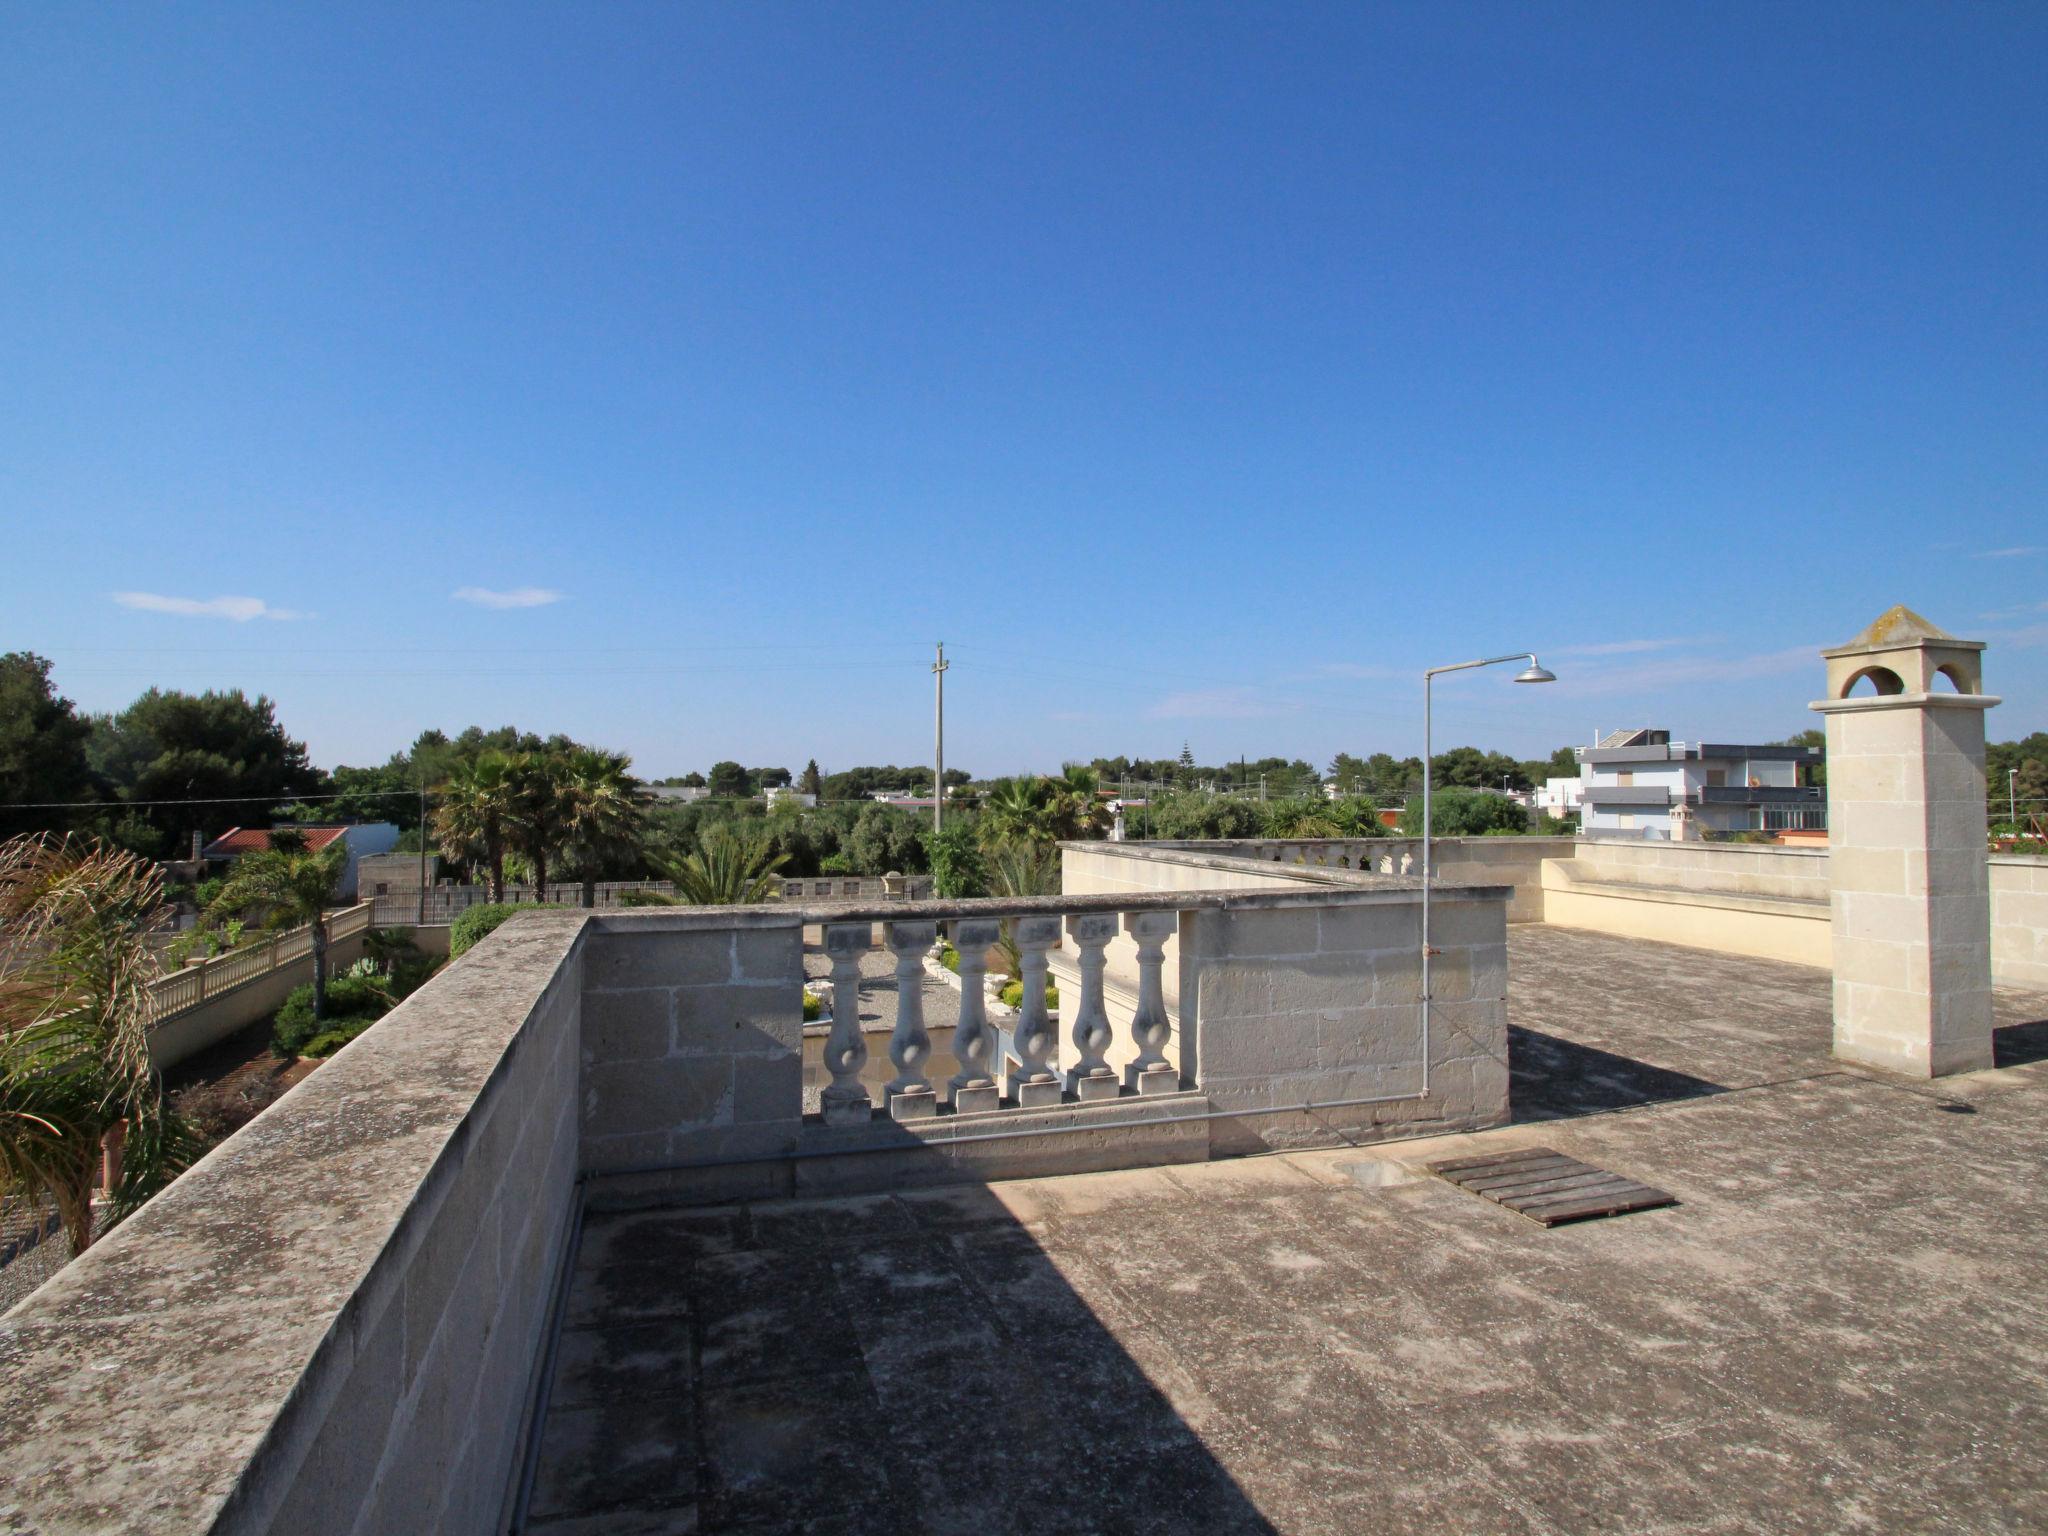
[0,910,589,1536]
[579,909,806,1179]
[1185,890,1508,1154]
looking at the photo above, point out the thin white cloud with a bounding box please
[1146,687,1301,721]
[1548,644,1820,697]
[1981,601,2048,622]
[113,592,308,621]
[1983,622,2048,650]
[452,586,566,609]
[1974,547,2045,560]
[1553,636,1714,658]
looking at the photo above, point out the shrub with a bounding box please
[271,985,321,1057]
[818,851,854,875]
[1145,793,1264,841]
[322,971,389,1016]
[802,989,823,1023]
[1397,789,1530,837]
[928,822,988,899]
[194,877,225,909]
[302,1020,378,1058]
[450,902,544,957]
[937,942,960,973]
[999,980,1059,1011]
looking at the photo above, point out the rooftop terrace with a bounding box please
[526,926,2048,1535]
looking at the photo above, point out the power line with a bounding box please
[0,789,424,811]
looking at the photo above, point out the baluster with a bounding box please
[1005,915,1064,1108]
[819,922,874,1125]
[1124,911,1179,1094]
[883,920,938,1119]
[1063,913,1120,1101]
[947,918,1002,1113]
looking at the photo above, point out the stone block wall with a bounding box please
[579,910,806,1180]
[1184,890,1509,1154]
[0,909,590,1536]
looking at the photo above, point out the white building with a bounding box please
[1576,729,1822,840]
[1535,776,1584,821]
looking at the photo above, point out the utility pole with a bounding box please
[416,786,428,926]
[932,642,949,836]
[2012,767,2020,827]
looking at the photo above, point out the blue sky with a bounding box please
[3,4,2043,779]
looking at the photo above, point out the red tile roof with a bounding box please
[202,826,350,858]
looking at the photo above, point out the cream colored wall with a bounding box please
[1570,839,1831,902]
[1540,860,1831,968]
[1071,838,2048,989]
[1992,856,2048,989]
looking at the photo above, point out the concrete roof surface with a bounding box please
[530,927,2048,1535]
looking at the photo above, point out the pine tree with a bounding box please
[798,759,823,798]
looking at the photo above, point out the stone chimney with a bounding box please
[1810,606,1998,1077]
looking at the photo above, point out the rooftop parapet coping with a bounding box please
[577,882,1512,936]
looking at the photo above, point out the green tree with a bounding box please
[0,654,97,840]
[556,750,647,907]
[1144,792,1264,841]
[433,752,518,901]
[928,820,988,899]
[846,803,928,874]
[1259,798,1339,837]
[505,752,578,902]
[798,759,824,798]
[1049,765,1111,841]
[1432,746,1530,792]
[88,688,324,854]
[707,760,752,799]
[0,835,197,1255]
[1399,788,1530,837]
[978,776,1060,851]
[207,840,348,1022]
[669,825,788,904]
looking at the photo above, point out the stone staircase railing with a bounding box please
[147,901,373,1023]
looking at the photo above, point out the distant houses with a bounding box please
[198,823,401,900]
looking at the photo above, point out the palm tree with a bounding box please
[978,776,1059,851]
[558,749,647,907]
[504,752,576,903]
[207,840,347,1021]
[433,752,516,901]
[1262,799,1341,838]
[983,840,1060,982]
[0,834,192,1255]
[1049,764,1111,841]
[669,826,789,905]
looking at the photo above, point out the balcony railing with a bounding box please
[145,901,373,1024]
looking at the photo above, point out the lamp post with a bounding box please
[1422,653,1555,1067]
[2011,767,2019,828]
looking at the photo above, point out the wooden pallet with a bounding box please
[1426,1146,1676,1226]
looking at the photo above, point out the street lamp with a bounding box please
[1421,653,1555,1069]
